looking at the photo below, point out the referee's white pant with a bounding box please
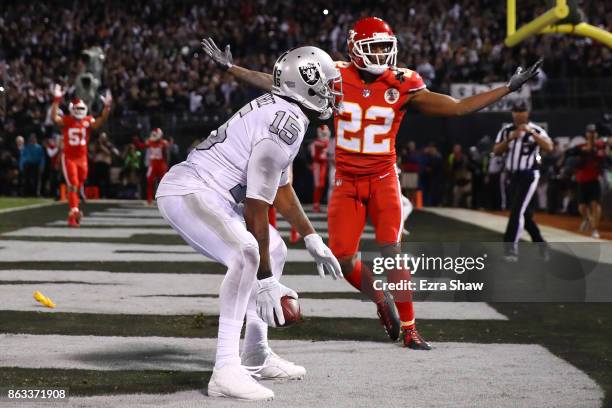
[503,170,545,254]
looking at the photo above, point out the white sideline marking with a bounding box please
[46,218,357,231]
[3,227,175,238]
[1,226,375,240]
[0,335,602,408]
[422,207,606,243]
[0,240,313,262]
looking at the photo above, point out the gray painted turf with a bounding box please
[0,335,603,408]
[0,204,604,407]
[0,270,506,319]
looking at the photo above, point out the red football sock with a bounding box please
[345,260,384,303]
[68,190,79,211]
[268,206,276,228]
[313,187,322,207]
[146,179,154,203]
[388,267,415,329]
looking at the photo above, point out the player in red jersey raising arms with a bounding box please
[145,128,169,205]
[51,85,112,227]
[202,17,541,349]
[310,124,331,212]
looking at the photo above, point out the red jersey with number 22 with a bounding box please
[334,62,425,176]
[62,115,95,161]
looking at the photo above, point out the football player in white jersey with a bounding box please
[156,46,343,401]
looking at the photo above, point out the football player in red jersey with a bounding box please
[51,85,112,227]
[310,124,331,212]
[202,18,541,349]
[145,128,169,205]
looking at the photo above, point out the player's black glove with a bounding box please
[506,59,543,92]
[201,37,233,70]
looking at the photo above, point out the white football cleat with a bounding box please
[242,348,306,380]
[207,363,274,401]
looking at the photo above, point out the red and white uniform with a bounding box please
[61,115,95,189]
[146,138,169,202]
[328,62,425,257]
[310,131,329,189]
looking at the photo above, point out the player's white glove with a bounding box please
[256,276,284,327]
[52,84,64,101]
[279,282,298,299]
[304,233,343,279]
[506,59,543,92]
[201,37,233,70]
[100,90,112,107]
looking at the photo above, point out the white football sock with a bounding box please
[215,317,243,369]
[243,310,269,354]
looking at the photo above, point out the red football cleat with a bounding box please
[402,328,431,350]
[74,209,83,225]
[67,212,79,228]
[375,291,400,341]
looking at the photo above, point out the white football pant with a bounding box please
[157,190,286,367]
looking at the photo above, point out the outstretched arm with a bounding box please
[92,91,112,130]
[201,37,273,92]
[407,59,542,116]
[50,84,64,127]
[408,87,509,116]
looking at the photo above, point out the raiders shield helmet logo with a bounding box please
[384,88,400,104]
[299,63,321,85]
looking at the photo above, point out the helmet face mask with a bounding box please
[150,128,163,141]
[317,124,331,140]
[348,17,398,75]
[272,46,343,120]
[69,99,88,120]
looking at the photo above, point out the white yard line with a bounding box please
[0,335,602,408]
[0,240,313,262]
[0,270,505,319]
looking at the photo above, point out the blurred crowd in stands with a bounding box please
[398,119,612,216]
[1,0,610,133]
[0,0,611,216]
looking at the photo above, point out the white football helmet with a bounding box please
[272,46,342,120]
[150,128,163,141]
[69,99,88,120]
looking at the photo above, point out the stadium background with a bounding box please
[1,0,611,209]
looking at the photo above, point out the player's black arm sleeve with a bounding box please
[274,183,316,238]
[228,65,273,92]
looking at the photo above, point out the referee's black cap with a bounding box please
[511,99,529,112]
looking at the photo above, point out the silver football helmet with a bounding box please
[272,46,342,120]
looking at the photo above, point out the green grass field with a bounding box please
[0,197,53,211]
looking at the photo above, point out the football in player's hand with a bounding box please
[274,295,301,327]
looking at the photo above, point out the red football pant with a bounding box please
[62,155,88,210]
[328,170,414,328]
[312,161,327,207]
[147,162,168,202]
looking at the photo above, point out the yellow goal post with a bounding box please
[505,0,612,48]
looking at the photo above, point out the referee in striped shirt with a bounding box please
[493,100,553,260]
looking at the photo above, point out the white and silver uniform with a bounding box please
[156,93,308,369]
[157,93,307,204]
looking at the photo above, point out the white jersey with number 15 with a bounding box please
[156,93,308,204]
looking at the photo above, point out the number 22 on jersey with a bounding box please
[336,102,395,154]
